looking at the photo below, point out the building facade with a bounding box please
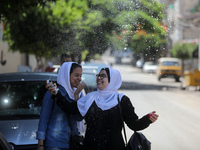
[0,22,44,73]
[159,0,200,70]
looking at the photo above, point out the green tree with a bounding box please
[171,42,198,75]
[73,0,122,61]
[112,0,166,61]
[3,0,88,66]
[0,0,56,21]
[75,0,166,61]
[2,0,167,65]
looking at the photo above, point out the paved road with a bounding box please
[112,64,200,150]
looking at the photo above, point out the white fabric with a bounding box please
[57,62,80,99]
[78,67,124,116]
[77,120,85,133]
[57,62,84,132]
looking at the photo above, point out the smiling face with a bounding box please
[70,67,82,88]
[96,70,109,90]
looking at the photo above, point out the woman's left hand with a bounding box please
[148,111,159,123]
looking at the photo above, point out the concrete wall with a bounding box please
[0,22,24,73]
[0,41,23,73]
[182,0,200,39]
[172,0,200,41]
[181,0,198,15]
[0,22,44,73]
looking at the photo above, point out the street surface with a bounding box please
[112,64,200,150]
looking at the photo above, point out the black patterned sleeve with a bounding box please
[51,91,79,114]
[120,95,152,131]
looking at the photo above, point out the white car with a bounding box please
[142,62,158,73]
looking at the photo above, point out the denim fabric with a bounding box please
[44,146,70,150]
[36,86,79,149]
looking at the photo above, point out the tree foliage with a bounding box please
[2,0,167,65]
[171,43,197,60]
[3,0,88,64]
[112,0,166,61]
[0,0,56,21]
[171,42,198,75]
[77,0,121,60]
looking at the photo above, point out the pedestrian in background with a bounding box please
[60,54,72,65]
[55,54,72,73]
[45,61,55,72]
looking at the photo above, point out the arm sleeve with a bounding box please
[51,91,79,114]
[121,95,152,131]
[36,92,54,140]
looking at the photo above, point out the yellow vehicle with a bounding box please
[156,57,182,82]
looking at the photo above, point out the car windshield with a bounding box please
[162,61,179,66]
[0,81,47,119]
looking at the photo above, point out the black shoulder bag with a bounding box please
[117,96,151,150]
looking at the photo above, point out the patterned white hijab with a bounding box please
[57,62,81,100]
[78,67,124,116]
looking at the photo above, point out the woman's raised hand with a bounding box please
[46,81,58,95]
[74,81,86,101]
[148,111,159,123]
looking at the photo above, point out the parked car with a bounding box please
[82,62,110,74]
[82,65,99,74]
[52,65,60,73]
[82,70,97,93]
[156,57,182,82]
[0,72,57,150]
[114,49,133,65]
[0,71,97,150]
[142,61,158,73]
[81,62,109,93]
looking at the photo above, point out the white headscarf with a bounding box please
[57,62,85,132]
[78,67,124,116]
[57,62,81,99]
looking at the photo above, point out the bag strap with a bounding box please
[117,95,128,146]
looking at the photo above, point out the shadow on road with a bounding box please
[120,81,179,91]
